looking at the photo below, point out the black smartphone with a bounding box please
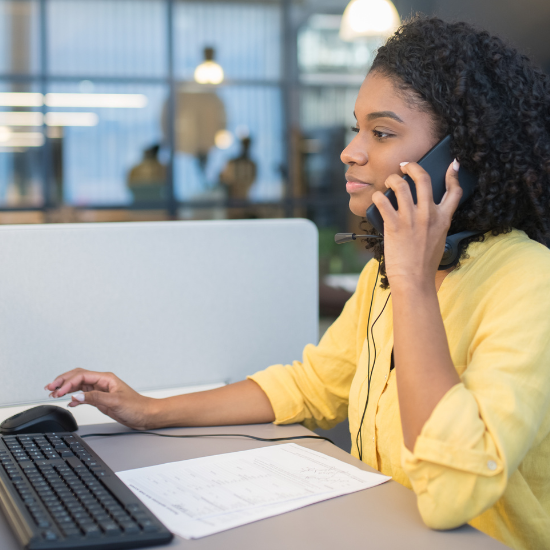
[365,135,477,234]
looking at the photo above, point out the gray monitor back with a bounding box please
[0,219,318,406]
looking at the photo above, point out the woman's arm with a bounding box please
[45,370,274,430]
[391,278,460,450]
[371,160,463,450]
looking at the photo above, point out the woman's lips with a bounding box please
[346,181,372,193]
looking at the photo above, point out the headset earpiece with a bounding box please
[439,231,482,270]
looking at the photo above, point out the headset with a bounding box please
[335,229,480,270]
[335,136,483,458]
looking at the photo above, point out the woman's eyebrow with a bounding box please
[367,110,404,123]
[353,110,404,123]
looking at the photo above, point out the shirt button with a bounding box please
[384,375,387,379]
[487,460,497,471]
[372,437,375,442]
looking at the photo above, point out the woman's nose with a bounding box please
[341,135,368,166]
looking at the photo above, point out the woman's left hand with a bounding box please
[371,160,463,289]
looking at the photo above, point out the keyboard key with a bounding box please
[132,514,153,527]
[42,530,57,540]
[36,519,50,528]
[121,523,141,534]
[103,523,122,535]
[62,527,81,538]
[66,456,85,469]
[82,524,102,537]
[56,516,75,525]
[139,520,158,532]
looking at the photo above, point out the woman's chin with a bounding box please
[348,197,372,217]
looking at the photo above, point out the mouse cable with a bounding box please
[80,431,334,445]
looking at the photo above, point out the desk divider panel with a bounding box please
[0,219,318,406]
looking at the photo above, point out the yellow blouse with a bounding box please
[249,229,550,550]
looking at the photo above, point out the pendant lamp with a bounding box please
[194,47,224,85]
[340,0,400,41]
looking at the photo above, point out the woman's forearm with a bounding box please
[391,280,460,451]
[147,379,276,429]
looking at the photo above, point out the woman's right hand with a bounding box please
[44,369,156,430]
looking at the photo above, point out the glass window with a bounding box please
[297,14,382,84]
[174,85,284,203]
[46,81,168,205]
[174,2,281,81]
[0,0,288,220]
[0,82,44,207]
[47,0,168,77]
[0,0,40,75]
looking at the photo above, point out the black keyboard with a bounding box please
[0,432,173,549]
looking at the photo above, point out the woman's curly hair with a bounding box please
[361,16,550,288]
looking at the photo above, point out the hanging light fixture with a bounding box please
[194,47,224,85]
[340,0,400,41]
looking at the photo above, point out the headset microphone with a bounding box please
[335,230,481,269]
[334,233,383,244]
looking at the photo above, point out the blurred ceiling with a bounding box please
[396,0,550,71]
[299,0,550,72]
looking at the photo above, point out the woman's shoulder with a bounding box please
[474,229,549,266]
[461,229,550,290]
[355,257,384,294]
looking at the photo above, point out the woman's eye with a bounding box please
[373,129,393,141]
[350,126,359,133]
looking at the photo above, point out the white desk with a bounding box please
[0,422,508,550]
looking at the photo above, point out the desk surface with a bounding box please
[0,422,508,550]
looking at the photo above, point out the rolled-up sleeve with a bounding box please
[402,252,550,530]
[402,384,506,529]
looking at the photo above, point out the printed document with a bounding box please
[117,443,390,539]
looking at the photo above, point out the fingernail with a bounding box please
[399,162,409,167]
[44,385,49,390]
[73,391,85,402]
[453,159,460,172]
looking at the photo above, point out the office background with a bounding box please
[0,0,548,450]
[1,0,549,271]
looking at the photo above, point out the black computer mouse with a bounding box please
[0,405,78,435]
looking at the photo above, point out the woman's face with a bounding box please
[341,71,439,217]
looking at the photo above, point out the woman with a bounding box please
[45,17,550,549]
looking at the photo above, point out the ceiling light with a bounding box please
[0,93,148,109]
[0,131,45,147]
[194,47,224,85]
[0,93,43,107]
[45,93,147,108]
[0,126,11,142]
[0,112,43,126]
[340,0,400,41]
[214,129,234,149]
[45,112,99,126]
